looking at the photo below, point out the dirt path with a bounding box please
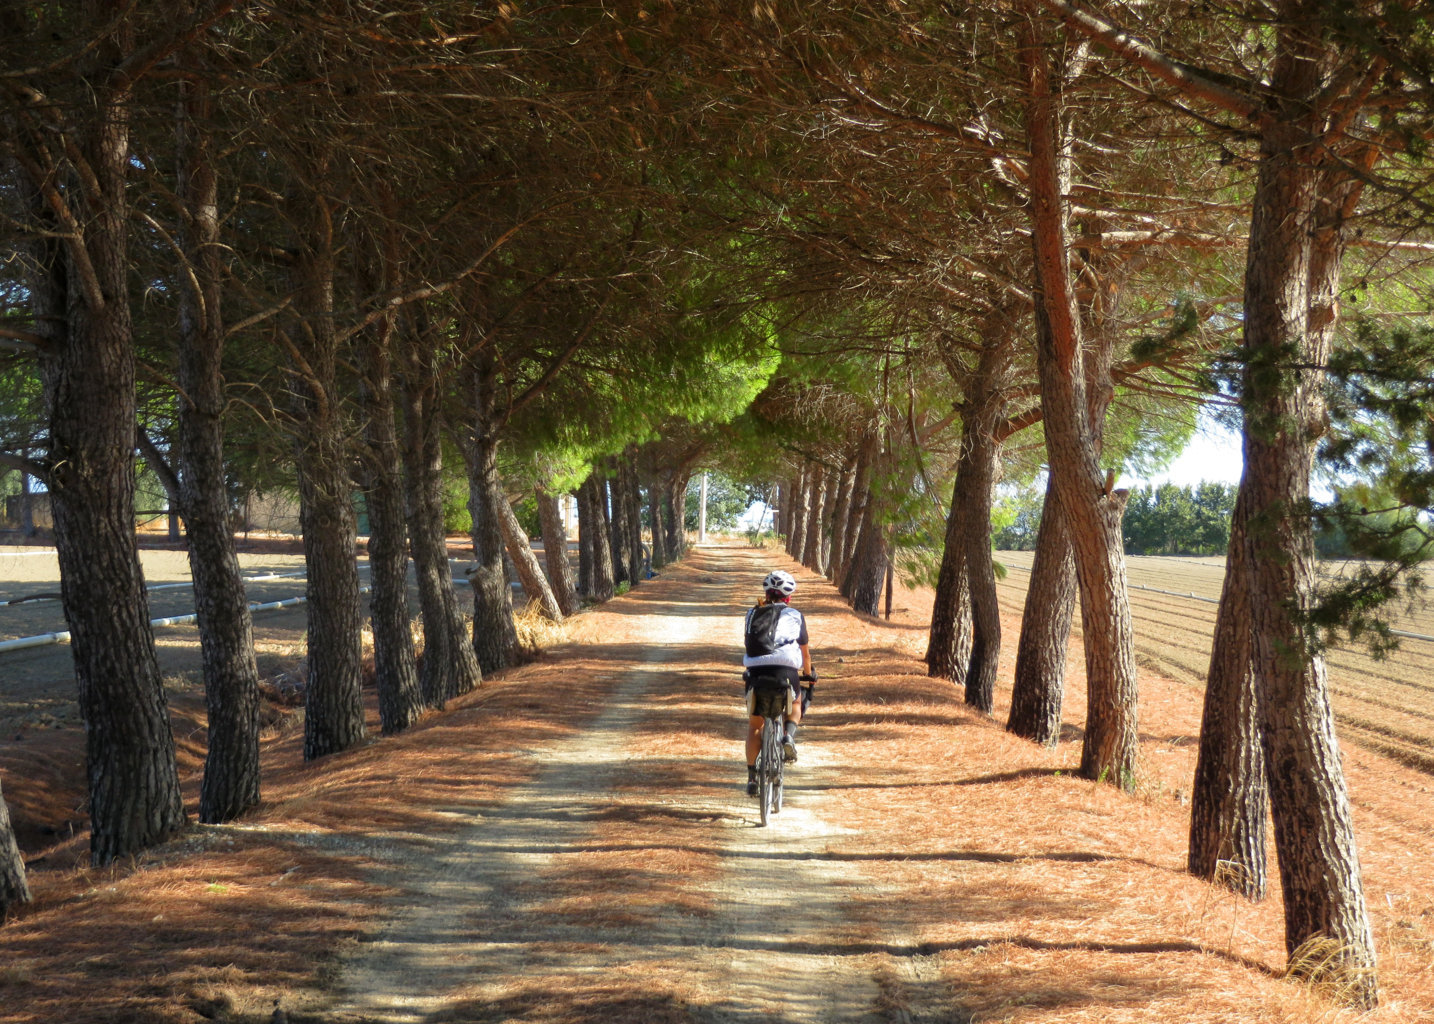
[8,541,1434,1023]
[329,547,890,1023]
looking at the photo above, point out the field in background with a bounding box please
[995,552,1434,776]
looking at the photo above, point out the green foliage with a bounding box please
[443,472,472,535]
[1122,482,1237,556]
[512,494,542,540]
[992,487,1044,551]
[684,471,756,531]
[1306,317,1434,655]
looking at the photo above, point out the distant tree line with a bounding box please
[1123,483,1237,557]
[995,481,1238,558]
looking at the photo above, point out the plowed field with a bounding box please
[997,552,1434,776]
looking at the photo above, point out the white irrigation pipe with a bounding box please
[1,569,312,607]
[0,630,71,653]
[1002,561,1434,644]
[0,576,373,654]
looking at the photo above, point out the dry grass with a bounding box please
[2,543,1433,1022]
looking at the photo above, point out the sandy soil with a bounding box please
[2,540,1433,1023]
[0,543,318,737]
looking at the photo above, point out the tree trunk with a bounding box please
[23,22,187,861]
[839,431,878,593]
[620,451,645,585]
[963,428,1002,716]
[1007,475,1075,746]
[1238,21,1376,996]
[1022,17,1138,789]
[788,464,809,560]
[814,466,835,576]
[577,484,595,598]
[849,519,888,616]
[498,492,563,621]
[536,486,579,616]
[827,455,857,583]
[174,67,261,818]
[0,777,28,915]
[607,465,632,588]
[288,194,366,761]
[647,478,668,569]
[839,480,868,602]
[354,234,423,737]
[361,460,423,735]
[398,308,480,708]
[926,471,972,686]
[463,361,519,673]
[849,450,888,617]
[664,473,689,560]
[802,466,827,571]
[581,473,616,601]
[1189,486,1266,898]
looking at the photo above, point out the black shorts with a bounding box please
[745,666,799,718]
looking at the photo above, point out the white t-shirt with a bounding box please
[742,603,807,671]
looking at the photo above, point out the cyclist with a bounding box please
[742,569,816,796]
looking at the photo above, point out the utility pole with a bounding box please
[698,472,708,543]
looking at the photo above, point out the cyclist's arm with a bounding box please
[799,643,812,678]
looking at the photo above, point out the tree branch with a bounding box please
[0,325,47,352]
[1033,0,1260,120]
[0,450,49,484]
[135,426,181,502]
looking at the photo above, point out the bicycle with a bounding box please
[749,672,815,827]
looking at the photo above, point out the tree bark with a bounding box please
[0,777,28,916]
[580,472,616,601]
[827,454,857,583]
[839,431,877,593]
[536,486,579,617]
[788,463,809,561]
[1007,475,1075,746]
[620,451,645,584]
[577,484,595,598]
[1189,486,1267,898]
[463,357,519,673]
[1022,15,1139,788]
[607,464,632,588]
[288,190,365,762]
[963,426,1002,716]
[174,65,262,817]
[498,491,563,621]
[354,224,423,737]
[647,476,668,569]
[664,473,689,560]
[398,308,480,708]
[1238,16,1375,996]
[848,444,889,617]
[802,466,827,572]
[21,14,187,861]
[925,473,972,686]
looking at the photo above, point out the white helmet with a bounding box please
[762,569,797,596]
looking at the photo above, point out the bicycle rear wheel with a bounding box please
[759,716,783,826]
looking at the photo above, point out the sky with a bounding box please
[735,414,1246,531]
[1125,414,1244,490]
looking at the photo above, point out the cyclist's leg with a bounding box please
[746,714,764,766]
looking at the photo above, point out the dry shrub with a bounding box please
[514,599,568,654]
[1286,936,1379,1008]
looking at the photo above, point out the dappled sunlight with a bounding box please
[3,546,1433,1022]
